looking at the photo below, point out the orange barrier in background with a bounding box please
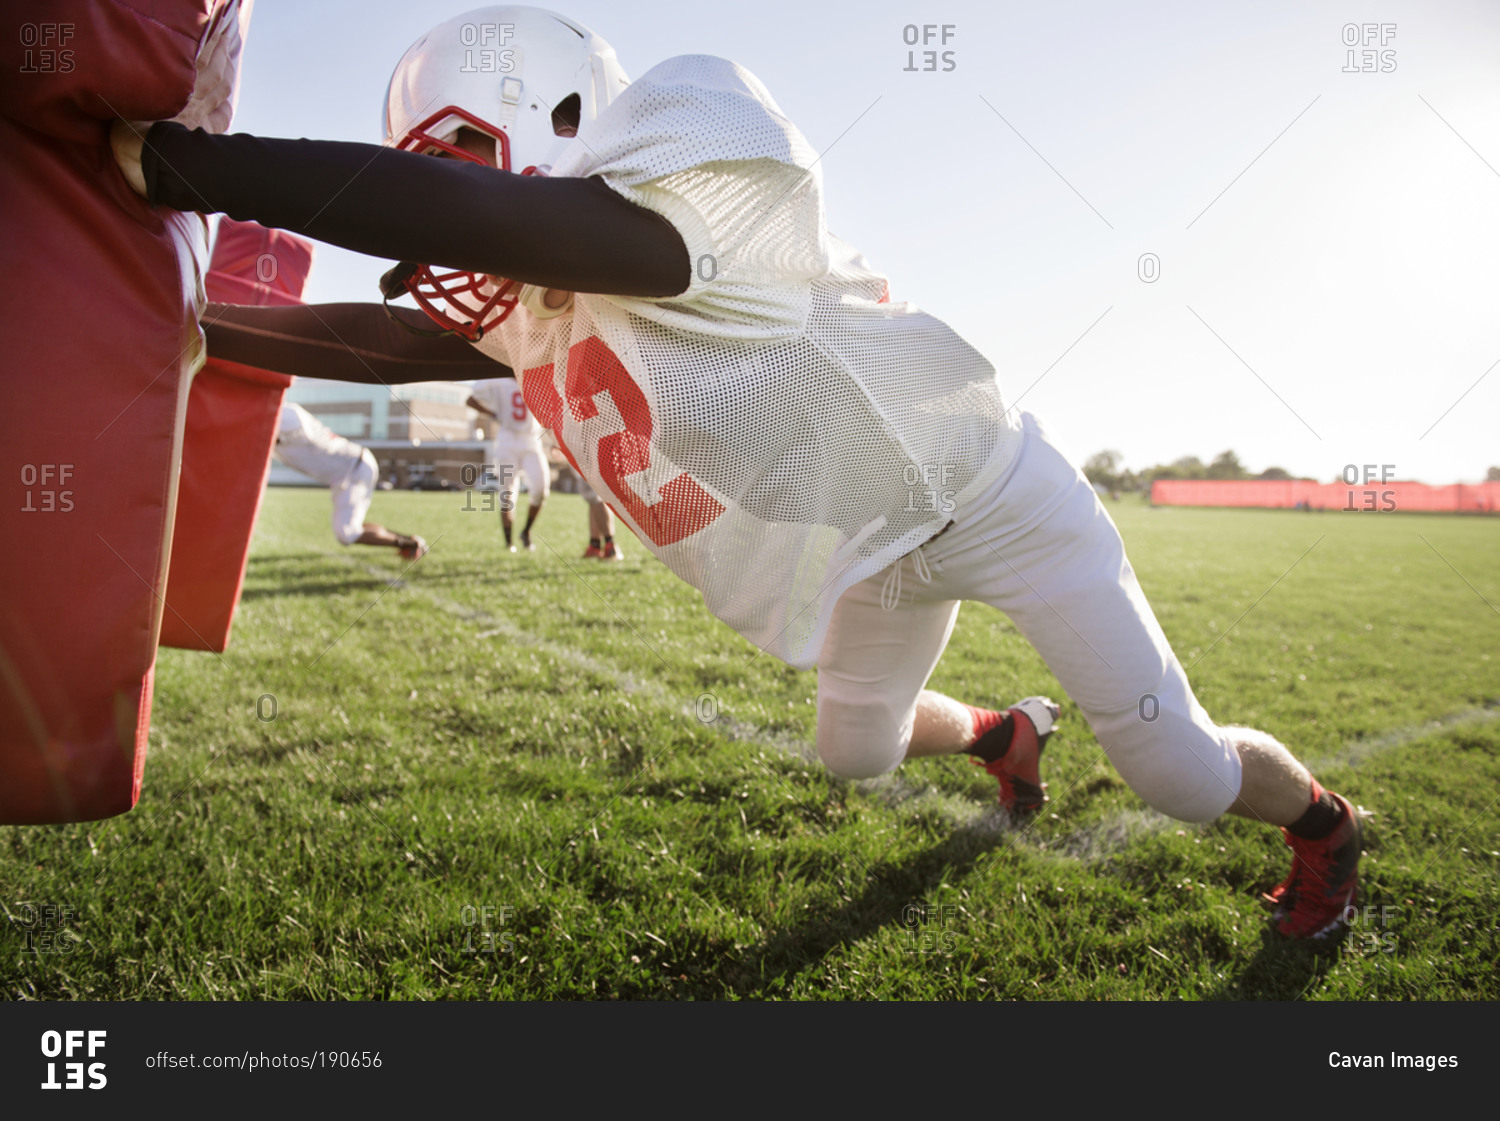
[1151,479,1500,513]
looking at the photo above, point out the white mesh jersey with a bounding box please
[474,55,1022,668]
[275,403,369,487]
[470,378,542,440]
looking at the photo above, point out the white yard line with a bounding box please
[1048,707,1500,860]
[1299,706,1500,774]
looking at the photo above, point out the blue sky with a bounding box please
[229,0,1500,483]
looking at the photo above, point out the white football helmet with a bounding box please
[381,6,630,339]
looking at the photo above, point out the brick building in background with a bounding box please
[270,380,485,489]
[270,380,571,494]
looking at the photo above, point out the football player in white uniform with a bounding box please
[276,403,428,560]
[467,377,549,551]
[113,6,1362,939]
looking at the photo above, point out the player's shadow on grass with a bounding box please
[239,577,397,601]
[609,802,1336,1000]
[241,554,423,600]
[1204,932,1338,1001]
[677,814,1019,999]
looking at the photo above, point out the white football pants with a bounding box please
[331,449,378,546]
[491,435,550,511]
[815,411,1244,823]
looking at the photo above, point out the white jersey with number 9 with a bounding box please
[471,379,541,440]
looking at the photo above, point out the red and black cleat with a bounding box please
[974,696,1059,814]
[1264,793,1363,939]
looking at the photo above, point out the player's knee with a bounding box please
[1092,704,1241,823]
[1134,780,1228,824]
[1125,738,1239,823]
[815,699,907,779]
[817,736,903,780]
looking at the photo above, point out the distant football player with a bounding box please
[275,403,428,560]
[576,477,624,562]
[114,6,1362,938]
[466,377,549,551]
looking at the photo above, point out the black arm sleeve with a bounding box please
[144,122,690,298]
[204,302,513,384]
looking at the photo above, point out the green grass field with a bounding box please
[4,489,1497,1000]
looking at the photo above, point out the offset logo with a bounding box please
[901,24,956,72]
[40,1030,106,1090]
[15,902,79,954]
[1341,463,1397,511]
[17,23,75,73]
[19,464,75,512]
[1342,23,1396,73]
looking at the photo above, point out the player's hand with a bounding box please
[110,119,154,198]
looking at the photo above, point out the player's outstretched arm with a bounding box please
[466,394,498,418]
[117,122,690,300]
[205,302,514,384]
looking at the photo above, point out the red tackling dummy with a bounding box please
[0,0,249,823]
[158,219,313,652]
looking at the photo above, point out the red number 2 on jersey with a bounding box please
[522,337,725,547]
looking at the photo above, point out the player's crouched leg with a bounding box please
[813,574,960,781]
[814,688,910,780]
[331,451,379,545]
[1083,666,1242,824]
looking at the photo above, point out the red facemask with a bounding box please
[386,106,544,341]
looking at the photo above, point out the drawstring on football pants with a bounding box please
[880,545,933,611]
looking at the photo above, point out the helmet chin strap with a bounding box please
[378,261,419,301]
[382,292,467,339]
[379,262,478,340]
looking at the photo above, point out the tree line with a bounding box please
[1083,450,1304,495]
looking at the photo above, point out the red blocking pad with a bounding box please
[159,220,314,652]
[0,1,238,823]
[201,217,316,306]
